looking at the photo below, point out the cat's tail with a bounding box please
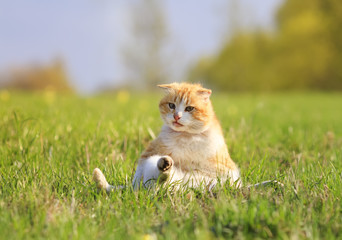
[93,168,114,193]
[92,168,125,193]
[246,180,284,189]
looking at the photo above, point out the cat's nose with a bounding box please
[174,112,182,121]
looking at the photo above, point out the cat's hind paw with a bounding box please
[157,156,173,172]
[93,168,109,191]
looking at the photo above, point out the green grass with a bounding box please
[0,91,341,239]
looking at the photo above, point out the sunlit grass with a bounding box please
[0,92,341,239]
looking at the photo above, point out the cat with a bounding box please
[93,82,241,192]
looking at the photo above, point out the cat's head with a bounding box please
[158,82,214,133]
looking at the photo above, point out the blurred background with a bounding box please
[0,0,341,94]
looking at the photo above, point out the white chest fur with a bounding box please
[159,125,225,170]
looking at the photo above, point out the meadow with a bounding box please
[0,91,341,239]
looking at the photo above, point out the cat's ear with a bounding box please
[157,84,176,94]
[197,88,212,102]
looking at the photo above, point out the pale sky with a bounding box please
[0,0,283,93]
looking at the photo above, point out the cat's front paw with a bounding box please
[157,156,173,172]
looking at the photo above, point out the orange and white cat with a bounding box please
[93,83,241,192]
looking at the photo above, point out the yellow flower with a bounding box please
[44,90,56,104]
[116,90,130,104]
[0,90,10,102]
[142,234,157,240]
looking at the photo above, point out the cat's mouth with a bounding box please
[172,121,184,127]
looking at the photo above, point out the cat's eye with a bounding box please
[168,103,176,109]
[185,106,194,112]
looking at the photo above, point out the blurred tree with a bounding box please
[122,0,171,89]
[189,0,342,91]
[275,0,337,90]
[1,58,73,92]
